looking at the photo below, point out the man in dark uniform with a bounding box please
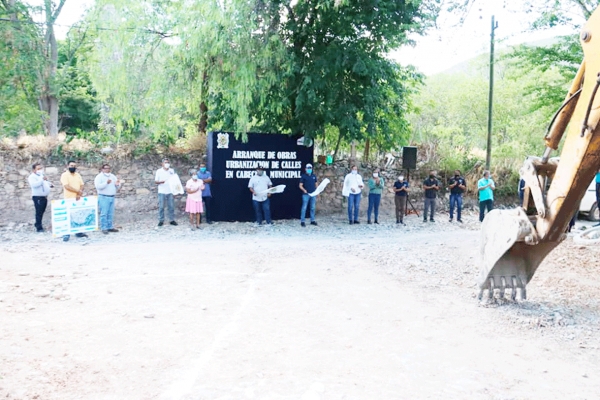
[299,163,318,227]
[422,170,439,222]
[448,170,466,223]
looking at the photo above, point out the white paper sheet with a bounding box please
[309,178,330,197]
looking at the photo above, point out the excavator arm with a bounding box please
[478,7,600,300]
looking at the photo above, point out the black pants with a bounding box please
[32,196,48,230]
[479,199,493,222]
[203,196,212,222]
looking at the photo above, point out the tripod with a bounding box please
[405,169,420,217]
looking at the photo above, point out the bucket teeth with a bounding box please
[511,276,518,301]
[479,275,527,302]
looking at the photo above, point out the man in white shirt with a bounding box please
[28,163,52,232]
[342,165,365,224]
[154,157,178,227]
[248,166,273,225]
[94,164,121,234]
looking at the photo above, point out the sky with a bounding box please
[38,0,582,76]
[392,0,577,75]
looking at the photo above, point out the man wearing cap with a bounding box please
[248,166,273,225]
[155,158,178,227]
[299,163,318,227]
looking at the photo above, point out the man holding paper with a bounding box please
[248,166,273,226]
[299,163,318,227]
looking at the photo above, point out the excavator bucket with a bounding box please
[478,209,560,301]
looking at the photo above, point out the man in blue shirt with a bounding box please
[299,163,318,227]
[478,170,495,222]
[448,169,466,223]
[197,163,213,224]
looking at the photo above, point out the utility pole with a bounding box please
[486,15,498,170]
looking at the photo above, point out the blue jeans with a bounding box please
[449,194,462,221]
[98,195,115,230]
[347,193,361,222]
[300,194,316,222]
[158,193,175,222]
[253,199,271,224]
[367,193,381,221]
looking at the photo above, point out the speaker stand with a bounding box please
[405,169,420,217]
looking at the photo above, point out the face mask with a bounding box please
[36,170,44,176]
[103,172,110,177]
[351,170,357,175]
[306,169,312,174]
[399,177,403,181]
[68,167,76,173]
[164,163,170,169]
[373,173,379,178]
[429,174,435,179]
[200,167,207,173]
[257,171,263,176]
[192,176,197,181]
[455,175,459,178]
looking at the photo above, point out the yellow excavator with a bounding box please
[478,7,600,301]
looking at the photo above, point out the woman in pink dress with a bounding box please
[185,172,205,229]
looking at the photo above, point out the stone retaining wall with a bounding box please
[0,153,483,227]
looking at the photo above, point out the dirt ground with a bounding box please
[1,212,599,399]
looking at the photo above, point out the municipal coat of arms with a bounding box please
[217,133,229,149]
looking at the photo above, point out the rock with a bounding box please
[144,313,155,319]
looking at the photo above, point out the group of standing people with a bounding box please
[156,157,214,230]
[339,167,496,225]
[27,157,498,236]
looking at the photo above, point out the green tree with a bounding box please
[409,53,562,171]
[86,0,441,148]
[1,0,72,137]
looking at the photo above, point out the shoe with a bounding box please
[36,229,44,233]
[354,220,360,224]
[62,236,69,242]
[170,221,178,226]
[158,221,164,227]
[430,219,435,222]
[301,222,306,227]
[310,221,318,226]
[396,220,400,224]
[255,222,262,226]
[423,219,427,223]
[449,218,453,222]
[78,233,88,238]
[457,219,463,223]
[401,221,405,225]
[108,228,119,233]
[374,220,379,224]
[349,221,353,225]
[207,221,213,225]
[102,230,109,235]
[367,220,372,224]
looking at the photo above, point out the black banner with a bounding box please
[207,132,314,222]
